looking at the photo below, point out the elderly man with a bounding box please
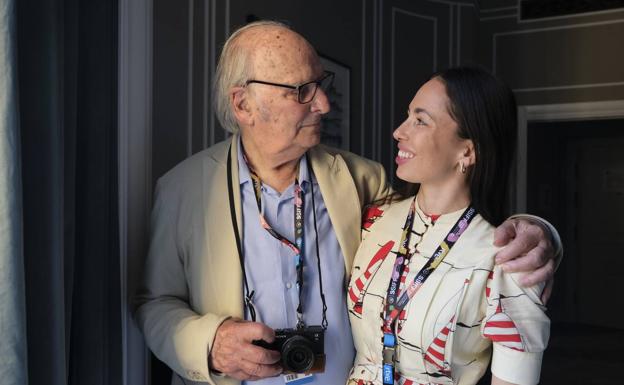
[134,21,560,385]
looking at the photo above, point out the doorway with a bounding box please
[525,117,624,383]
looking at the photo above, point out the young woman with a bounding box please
[347,67,550,385]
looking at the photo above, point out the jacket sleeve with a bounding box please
[133,176,230,384]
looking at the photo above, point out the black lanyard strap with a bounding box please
[381,201,477,384]
[383,203,477,332]
[227,145,257,321]
[307,154,328,329]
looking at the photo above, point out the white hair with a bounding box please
[213,20,291,134]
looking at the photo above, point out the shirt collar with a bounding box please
[237,136,312,192]
[237,136,252,186]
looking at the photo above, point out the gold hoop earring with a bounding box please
[460,162,466,174]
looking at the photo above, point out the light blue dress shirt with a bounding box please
[238,139,355,385]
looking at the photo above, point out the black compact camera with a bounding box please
[254,325,326,373]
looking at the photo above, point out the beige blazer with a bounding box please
[134,135,390,385]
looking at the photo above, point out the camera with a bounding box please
[254,325,326,373]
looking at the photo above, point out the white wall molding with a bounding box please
[514,81,624,93]
[516,0,624,24]
[516,100,624,211]
[482,6,517,13]
[373,0,382,161]
[360,0,368,155]
[481,14,516,21]
[492,18,624,75]
[424,0,475,6]
[187,0,195,156]
[390,7,438,168]
[456,4,460,65]
[449,4,453,66]
[118,0,153,384]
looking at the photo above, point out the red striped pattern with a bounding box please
[424,317,454,372]
[483,306,525,351]
[348,241,394,314]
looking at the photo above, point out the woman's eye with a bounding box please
[416,117,426,126]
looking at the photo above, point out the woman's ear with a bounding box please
[462,139,476,167]
[230,86,253,126]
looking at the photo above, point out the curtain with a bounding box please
[0,0,28,384]
[16,0,121,384]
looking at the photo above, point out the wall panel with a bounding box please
[479,4,624,105]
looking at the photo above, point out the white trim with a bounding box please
[481,5,517,13]
[456,4,460,65]
[517,0,624,24]
[225,0,230,37]
[210,0,217,146]
[480,14,516,21]
[378,0,384,162]
[424,0,475,6]
[448,4,453,67]
[390,7,396,169]
[516,100,624,211]
[390,7,437,168]
[391,8,438,71]
[498,17,624,36]
[514,81,624,92]
[187,0,194,156]
[374,0,381,162]
[361,0,367,155]
[118,4,129,383]
[492,18,624,74]
[202,0,209,149]
[118,0,153,384]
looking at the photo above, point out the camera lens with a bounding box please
[281,335,314,373]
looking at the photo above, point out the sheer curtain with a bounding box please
[13,0,122,384]
[0,0,27,383]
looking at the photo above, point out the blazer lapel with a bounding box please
[201,135,244,318]
[309,146,362,276]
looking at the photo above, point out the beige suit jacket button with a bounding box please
[188,370,207,381]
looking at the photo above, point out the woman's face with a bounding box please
[393,77,472,185]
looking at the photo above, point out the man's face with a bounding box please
[239,28,331,163]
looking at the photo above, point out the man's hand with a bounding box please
[209,318,282,381]
[493,218,556,303]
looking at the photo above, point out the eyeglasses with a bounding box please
[245,71,335,104]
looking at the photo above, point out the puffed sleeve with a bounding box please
[481,267,550,385]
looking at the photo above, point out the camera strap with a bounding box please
[380,199,477,384]
[227,144,328,329]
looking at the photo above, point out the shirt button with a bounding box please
[286,282,292,289]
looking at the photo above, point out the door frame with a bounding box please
[516,100,624,212]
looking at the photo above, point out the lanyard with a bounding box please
[381,199,477,384]
[241,150,307,327]
[226,143,328,330]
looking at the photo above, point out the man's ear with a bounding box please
[230,86,253,126]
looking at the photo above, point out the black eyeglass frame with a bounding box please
[245,71,335,104]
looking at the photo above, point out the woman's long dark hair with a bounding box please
[376,66,517,226]
[438,66,517,225]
